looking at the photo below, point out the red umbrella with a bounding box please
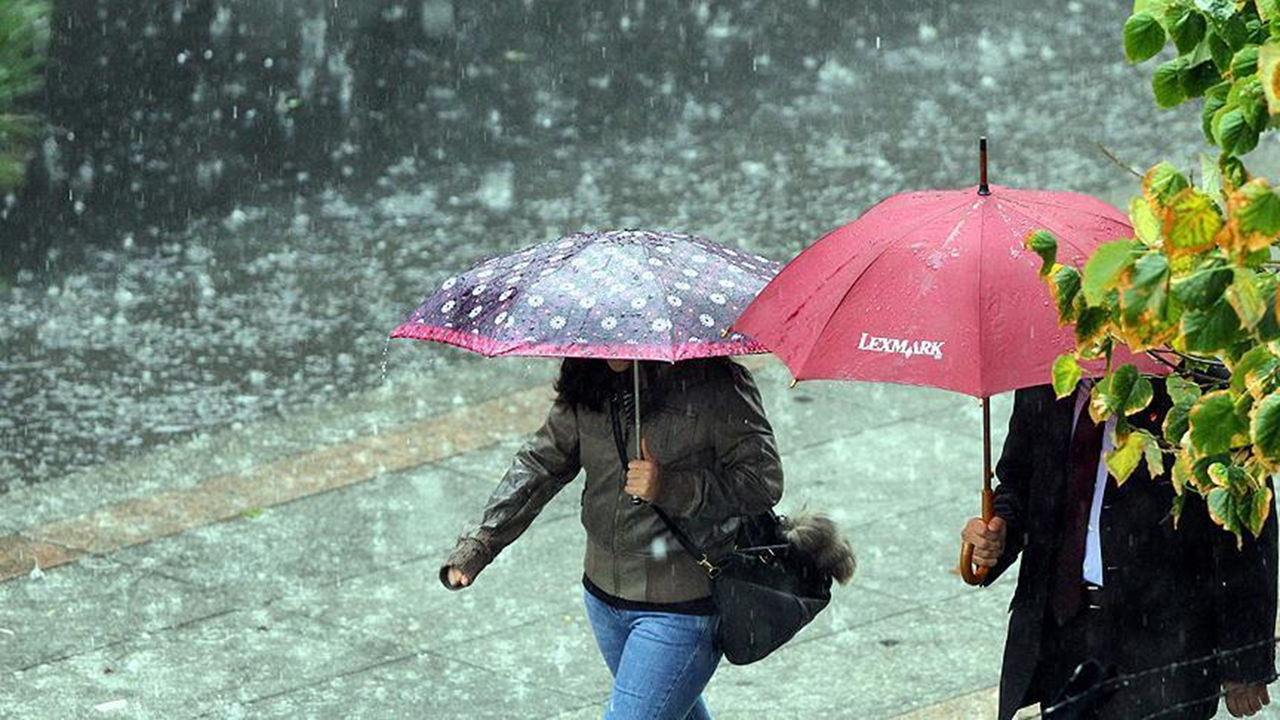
[732,139,1165,585]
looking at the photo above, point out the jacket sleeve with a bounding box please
[1213,479,1278,684]
[982,387,1042,586]
[652,364,783,522]
[439,400,582,589]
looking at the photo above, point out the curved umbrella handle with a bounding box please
[959,486,995,586]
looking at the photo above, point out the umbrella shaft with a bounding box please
[981,396,993,490]
[633,362,641,459]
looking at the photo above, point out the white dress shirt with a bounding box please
[1071,382,1114,586]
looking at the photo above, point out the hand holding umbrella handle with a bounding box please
[959,487,995,586]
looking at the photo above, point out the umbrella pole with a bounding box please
[631,362,643,506]
[633,361,641,460]
[978,136,991,196]
[960,396,996,585]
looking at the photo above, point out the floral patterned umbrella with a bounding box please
[391,229,779,361]
[391,229,780,482]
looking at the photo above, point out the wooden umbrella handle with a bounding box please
[959,486,995,586]
[960,396,996,586]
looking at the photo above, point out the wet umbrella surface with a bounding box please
[392,229,777,360]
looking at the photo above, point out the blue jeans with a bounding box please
[583,590,722,720]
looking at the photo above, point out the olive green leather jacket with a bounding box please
[441,361,783,603]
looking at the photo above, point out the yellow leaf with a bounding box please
[1163,188,1224,258]
[1260,42,1280,115]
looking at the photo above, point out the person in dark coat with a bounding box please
[962,381,1278,719]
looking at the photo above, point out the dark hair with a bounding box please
[550,353,732,409]
[554,358,658,413]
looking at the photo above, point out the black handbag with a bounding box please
[608,399,832,665]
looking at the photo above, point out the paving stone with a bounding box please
[0,557,233,674]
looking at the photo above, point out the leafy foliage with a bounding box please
[1029,1,1280,544]
[1127,0,1280,158]
[0,0,49,191]
[1014,1,1280,543]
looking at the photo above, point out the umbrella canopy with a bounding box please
[392,229,779,361]
[732,184,1160,397]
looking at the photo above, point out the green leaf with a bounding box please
[1196,0,1237,22]
[1259,0,1280,23]
[1168,374,1204,405]
[1207,486,1242,534]
[1154,58,1190,106]
[1209,30,1236,71]
[1215,107,1262,155]
[1135,0,1175,16]
[1239,77,1269,129]
[1199,152,1224,201]
[1209,461,1252,490]
[1107,429,1148,485]
[1191,390,1250,454]
[1172,9,1208,53]
[1075,306,1110,346]
[1121,253,1171,326]
[1231,345,1280,398]
[1143,431,1166,477]
[1235,181,1280,236]
[1203,83,1232,141]
[1181,60,1223,97]
[1252,391,1280,463]
[1211,11,1252,50]
[1144,163,1192,208]
[1171,265,1233,308]
[1130,196,1163,245]
[1130,252,1171,292]
[1026,230,1058,274]
[1183,298,1245,352]
[1246,487,1273,537]
[1164,401,1193,443]
[1163,189,1224,256]
[1232,43,1262,77]
[1091,364,1154,420]
[1052,354,1082,399]
[1127,12,1169,61]
[1227,268,1267,329]
[1221,155,1249,190]
[1082,240,1138,304]
[1050,265,1083,320]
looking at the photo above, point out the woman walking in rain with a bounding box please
[441,356,782,720]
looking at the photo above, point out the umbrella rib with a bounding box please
[997,200,1100,264]
[792,197,978,377]
[793,234,910,377]
[636,240,677,362]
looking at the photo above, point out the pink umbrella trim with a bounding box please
[390,322,769,362]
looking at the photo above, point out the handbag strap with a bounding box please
[608,396,720,575]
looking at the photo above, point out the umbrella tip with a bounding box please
[788,378,799,389]
[720,328,730,338]
[978,136,991,196]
